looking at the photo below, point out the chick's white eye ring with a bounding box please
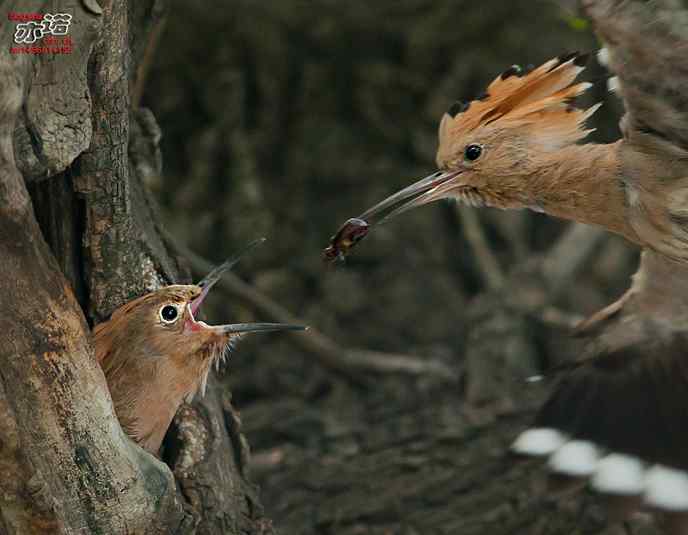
[159,304,179,324]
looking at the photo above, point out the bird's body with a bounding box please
[95,244,304,454]
[96,285,224,451]
[330,0,688,530]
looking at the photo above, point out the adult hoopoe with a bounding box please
[326,0,688,531]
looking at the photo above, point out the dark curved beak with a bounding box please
[323,170,462,263]
[191,238,266,315]
[216,323,307,335]
[186,239,309,334]
[359,169,462,224]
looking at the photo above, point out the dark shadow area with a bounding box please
[143,2,646,533]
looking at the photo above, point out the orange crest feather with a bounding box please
[438,52,600,153]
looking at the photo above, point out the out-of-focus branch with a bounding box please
[163,223,601,385]
[463,223,604,415]
[162,230,458,385]
[456,206,505,290]
[537,306,584,330]
[506,223,607,326]
[131,3,167,108]
[541,223,606,297]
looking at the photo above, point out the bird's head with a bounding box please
[96,239,305,388]
[356,52,599,225]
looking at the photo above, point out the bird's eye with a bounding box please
[159,304,179,324]
[464,144,482,161]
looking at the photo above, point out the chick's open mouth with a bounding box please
[185,303,211,332]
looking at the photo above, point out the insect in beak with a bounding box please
[323,169,462,262]
[322,218,369,263]
[187,238,307,335]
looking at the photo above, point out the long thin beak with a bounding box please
[215,323,307,335]
[191,238,266,315]
[360,169,462,225]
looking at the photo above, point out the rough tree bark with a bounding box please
[1,1,272,533]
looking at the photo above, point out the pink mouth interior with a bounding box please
[190,286,211,316]
[186,303,213,332]
[186,289,211,333]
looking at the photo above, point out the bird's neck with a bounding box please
[130,357,212,451]
[528,141,638,243]
[98,339,213,453]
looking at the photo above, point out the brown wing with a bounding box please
[513,251,688,522]
[584,0,688,150]
[585,1,688,265]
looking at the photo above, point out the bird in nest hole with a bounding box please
[95,239,305,454]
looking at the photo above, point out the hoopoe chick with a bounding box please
[95,240,305,454]
[327,43,688,534]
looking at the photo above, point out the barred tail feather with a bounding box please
[513,336,688,519]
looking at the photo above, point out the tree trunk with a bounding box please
[1,1,272,533]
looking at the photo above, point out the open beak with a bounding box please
[187,238,307,335]
[213,322,306,334]
[359,169,462,225]
[186,303,306,335]
[190,237,266,315]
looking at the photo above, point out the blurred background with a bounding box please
[143,1,639,533]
